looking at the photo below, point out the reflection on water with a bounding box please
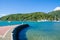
[19,27,29,40]
[19,22,60,40]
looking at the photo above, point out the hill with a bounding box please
[0,11,60,21]
[0,12,52,21]
[48,10,60,20]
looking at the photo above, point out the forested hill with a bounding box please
[48,10,60,18]
[0,11,60,21]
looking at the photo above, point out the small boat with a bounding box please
[8,21,11,23]
[53,20,60,22]
[37,19,48,22]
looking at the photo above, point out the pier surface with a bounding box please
[0,25,19,40]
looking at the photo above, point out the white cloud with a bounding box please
[0,14,9,17]
[53,7,60,11]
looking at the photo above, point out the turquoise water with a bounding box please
[0,21,22,26]
[0,21,60,40]
[18,22,60,40]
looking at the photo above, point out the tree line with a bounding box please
[0,11,60,21]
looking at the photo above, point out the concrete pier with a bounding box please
[0,24,29,40]
[0,25,19,40]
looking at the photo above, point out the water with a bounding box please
[0,21,60,40]
[0,21,22,26]
[18,22,60,40]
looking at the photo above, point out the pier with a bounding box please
[0,25,19,40]
[0,24,29,40]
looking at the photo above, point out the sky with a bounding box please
[0,0,60,17]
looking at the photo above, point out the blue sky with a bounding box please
[0,0,60,16]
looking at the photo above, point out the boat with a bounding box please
[37,19,48,22]
[8,21,11,23]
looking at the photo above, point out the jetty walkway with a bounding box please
[0,25,19,40]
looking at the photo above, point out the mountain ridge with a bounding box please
[0,10,60,21]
